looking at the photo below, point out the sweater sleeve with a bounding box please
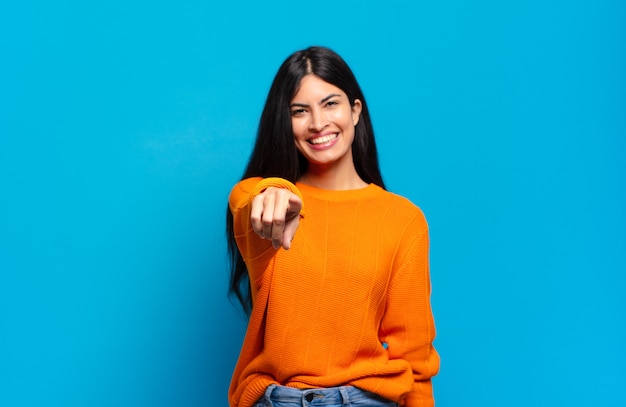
[379,211,440,407]
[229,177,304,216]
[228,177,304,286]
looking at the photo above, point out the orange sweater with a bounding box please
[228,177,439,407]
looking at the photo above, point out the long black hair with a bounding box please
[227,46,386,314]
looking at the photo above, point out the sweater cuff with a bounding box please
[250,177,305,216]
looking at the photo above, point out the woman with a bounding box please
[226,46,439,407]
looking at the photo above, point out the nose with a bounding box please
[308,108,328,132]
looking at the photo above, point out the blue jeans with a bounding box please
[252,384,399,407]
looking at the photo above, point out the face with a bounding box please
[290,74,362,172]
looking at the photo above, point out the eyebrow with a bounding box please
[290,93,342,108]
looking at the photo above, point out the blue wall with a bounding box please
[1,1,624,406]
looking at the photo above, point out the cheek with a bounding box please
[291,119,306,140]
[337,108,356,127]
[293,137,306,155]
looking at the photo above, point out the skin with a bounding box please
[290,74,363,189]
[250,74,364,250]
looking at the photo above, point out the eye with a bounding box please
[325,100,339,107]
[291,108,307,116]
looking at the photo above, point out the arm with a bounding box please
[379,213,440,407]
[229,177,304,258]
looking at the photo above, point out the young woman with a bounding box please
[226,46,439,407]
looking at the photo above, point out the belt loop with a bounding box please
[339,386,350,406]
[263,384,276,407]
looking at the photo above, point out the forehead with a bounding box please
[292,75,347,101]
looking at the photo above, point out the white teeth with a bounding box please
[309,134,338,145]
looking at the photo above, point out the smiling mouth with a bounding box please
[309,133,338,145]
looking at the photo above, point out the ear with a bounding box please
[351,99,362,126]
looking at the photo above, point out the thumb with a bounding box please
[286,194,303,218]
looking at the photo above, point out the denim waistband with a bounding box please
[261,384,395,406]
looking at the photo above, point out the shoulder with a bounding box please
[377,187,428,229]
[377,190,430,263]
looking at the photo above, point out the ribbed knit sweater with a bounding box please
[228,177,439,407]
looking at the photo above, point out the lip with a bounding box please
[307,132,339,150]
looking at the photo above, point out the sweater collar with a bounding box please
[295,182,383,202]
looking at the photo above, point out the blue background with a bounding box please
[1,1,624,406]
